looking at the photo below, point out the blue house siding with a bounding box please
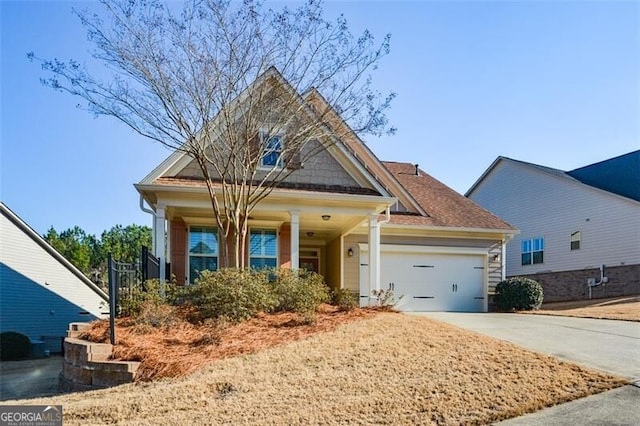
[0,263,99,353]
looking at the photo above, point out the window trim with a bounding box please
[259,130,284,169]
[571,231,581,251]
[248,228,279,269]
[187,225,219,284]
[521,237,544,266]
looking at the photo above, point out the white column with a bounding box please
[501,240,507,280]
[290,211,300,271]
[155,207,166,282]
[368,214,380,305]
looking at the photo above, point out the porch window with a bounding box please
[261,133,283,168]
[521,237,544,265]
[189,226,218,284]
[249,229,277,269]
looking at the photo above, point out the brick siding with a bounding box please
[513,264,640,302]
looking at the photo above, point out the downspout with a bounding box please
[139,194,156,255]
[379,207,391,225]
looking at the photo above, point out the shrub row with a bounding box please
[120,268,334,324]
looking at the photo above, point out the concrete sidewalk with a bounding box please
[414,312,640,425]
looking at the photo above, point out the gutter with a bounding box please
[139,194,157,255]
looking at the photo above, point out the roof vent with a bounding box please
[415,164,419,176]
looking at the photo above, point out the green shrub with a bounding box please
[119,279,172,317]
[182,268,277,323]
[331,288,358,311]
[495,277,544,311]
[270,269,330,322]
[126,301,180,329]
[1,331,31,360]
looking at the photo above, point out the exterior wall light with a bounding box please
[347,248,354,257]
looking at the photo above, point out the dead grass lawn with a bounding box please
[522,296,640,322]
[16,313,624,425]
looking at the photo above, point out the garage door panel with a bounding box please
[362,247,487,312]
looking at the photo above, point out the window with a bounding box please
[571,231,581,251]
[249,229,277,269]
[189,226,218,284]
[521,237,544,265]
[260,133,283,168]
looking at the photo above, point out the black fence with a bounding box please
[107,246,170,344]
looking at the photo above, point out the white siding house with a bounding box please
[466,153,640,301]
[0,203,108,353]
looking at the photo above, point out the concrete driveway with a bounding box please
[415,312,640,425]
[418,312,639,380]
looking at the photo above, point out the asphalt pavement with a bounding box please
[414,312,640,425]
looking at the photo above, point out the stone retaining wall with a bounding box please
[515,263,640,303]
[58,322,139,392]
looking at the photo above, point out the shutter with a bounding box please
[170,219,186,285]
[249,132,261,163]
[279,224,291,268]
[285,149,302,170]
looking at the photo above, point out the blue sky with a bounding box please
[1,1,638,237]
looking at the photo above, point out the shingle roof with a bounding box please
[382,162,515,230]
[567,150,639,202]
[153,176,380,196]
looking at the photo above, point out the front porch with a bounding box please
[140,187,395,300]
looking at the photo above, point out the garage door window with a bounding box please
[521,237,544,265]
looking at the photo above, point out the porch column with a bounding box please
[155,207,166,282]
[368,214,381,304]
[290,211,300,270]
[501,240,507,280]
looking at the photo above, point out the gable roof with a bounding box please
[567,150,639,202]
[466,151,640,203]
[0,202,108,302]
[383,162,515,230]
[138,67,392,200]
[302,89,427,216]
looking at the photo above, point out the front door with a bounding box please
[300,258,319,273]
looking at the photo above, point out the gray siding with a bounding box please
[0,212,108,352]
[469,160,640,276]
[177,138,360,188]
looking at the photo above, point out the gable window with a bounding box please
[249,229,277,269]
[189,226,218,284]
[571,231,581,251]
[261,133,283,168]
[521,237,544,265]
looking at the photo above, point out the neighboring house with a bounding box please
[0,202,108,353]
[466,151,640,302]
[136,71,516,312]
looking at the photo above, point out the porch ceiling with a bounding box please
[168,206,367,243]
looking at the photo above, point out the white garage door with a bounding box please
[360,246,487,312]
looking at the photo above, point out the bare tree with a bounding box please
[30,0,394,268]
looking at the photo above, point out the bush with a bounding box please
[371,288,402,309]
[495,277,544,311]
[125,302,180,330]
[270,269,330,322]
[331,288,358,311]
[119,279,171,317]
[182,269,277,323]
[1,331,31,360]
